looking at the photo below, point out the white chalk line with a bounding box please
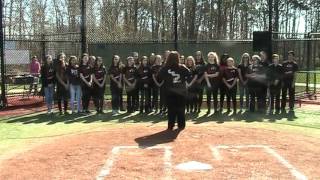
[210,144,307,180]
[96,146,172,180]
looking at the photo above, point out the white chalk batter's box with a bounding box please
[96,145,307,180]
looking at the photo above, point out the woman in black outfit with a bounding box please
[194,51,206,113]
[204,52,220,114]
[123,56,138,113]
[108,55,122,115]
[159,51,189,130]
[138,56,152,113]
[151,55,163,113]
[185,56,198,113]
[219,53,230,112]
[93,57,107,114]
[79,53,93,113]
[55,53,69,115]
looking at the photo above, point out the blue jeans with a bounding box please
[44,84,54,112]
[239,83,249,109]
[70,84,82,112]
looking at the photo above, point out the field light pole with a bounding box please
[81,0,88,54]
[0,0,6,108]
[173,0,178,51]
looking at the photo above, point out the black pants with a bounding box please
[82,85,92,111]
[134,87,139,111]
[248,84,265,112]
[119,88,124,110]
[206,85,218,112]
[94,85,105,112]
[56,84,68,112]
[269,84,281,112]
[139,86,151,113]
[186,88,197,112]
[281,82,295,110]
[219,84,226,111]
[111,86,121,111]
[196,84,204,112]
[226,86,237,112]
[127,88,137,113]
[166,93,186,129]
[151,86,159,111]
[258,85,268,112]
[160,86,167,113]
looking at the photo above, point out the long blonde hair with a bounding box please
[207,52,220,65]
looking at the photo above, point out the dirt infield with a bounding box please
[0,125,319,180]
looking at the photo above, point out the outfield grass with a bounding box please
[0,108,319,159]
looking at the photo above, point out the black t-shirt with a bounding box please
[195,63,206,80]
[123,66,138,84]
[186,66,198,83]
[282,61,298,81]
[159,65,189,95]
[222,67,238,84]
[79,64,92,83]
[41,64,55,87]
[67,65,80,85]
[268,64,283,83]
[237,64,249,81]
[205,63,220,84]
[246,63,266,86]
[94,66,107,83]
[151,64,162,82]
[138,65,152,85]
[108,66,122,87]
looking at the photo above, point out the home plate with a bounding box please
[175,161,213,171]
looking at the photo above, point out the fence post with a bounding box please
[0,0,6,108]
[306,33,311,94]
[173,0,178,51]
[81,0,88,54]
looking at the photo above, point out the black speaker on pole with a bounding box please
[253,31,272,51]
[253,31,272,62]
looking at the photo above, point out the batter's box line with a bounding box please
[96,146,172,180]
[209,144,307,180]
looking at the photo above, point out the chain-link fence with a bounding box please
[0,0,319,109]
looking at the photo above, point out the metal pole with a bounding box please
[306,33,311,94]
[268,0,273,62]
[81,0,87,54]
[0,0,6,108]
[173,0,178,51]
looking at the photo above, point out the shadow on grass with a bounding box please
[2,109,298,125]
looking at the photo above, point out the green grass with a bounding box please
[0,109,320,159]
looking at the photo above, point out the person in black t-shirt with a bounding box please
[194,51,206,113]
[138,56,152,113]
[151,55,163,113]
[67,56,82,113]
[185,56,198,113]
[246,55,262,112]
[55,53,69,115]
[237,53,250,111]
[222,57,238,114]
[281,51,299,113]
[123,56,139,113]
[132,52,140,111]
[41,55,55,114]
[204,52,220,114]
[93,57,107,114]
[108,55,122,115]
[219,53,230,112]
[159,51,189,130]
[79,54,93,113]
[258,51,270,113]
[268,54,283,114]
